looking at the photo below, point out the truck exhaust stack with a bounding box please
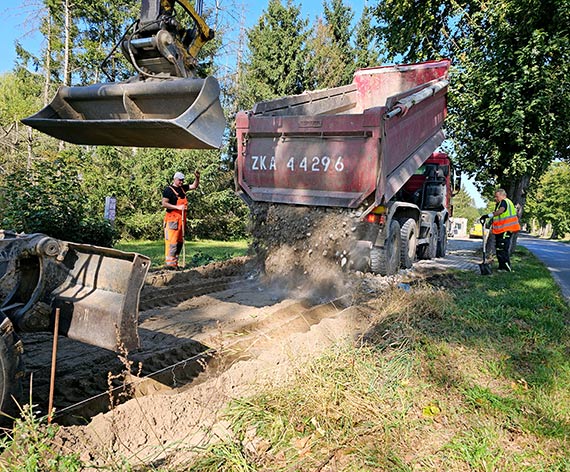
[22,76,225,149]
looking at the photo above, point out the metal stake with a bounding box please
[48,307,60,424]
[181,207,186,268]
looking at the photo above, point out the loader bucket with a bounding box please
[22,76,225,149]
[50,243,150,352]
[0,232,150,352]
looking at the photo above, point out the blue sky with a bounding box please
[0,0,363,74]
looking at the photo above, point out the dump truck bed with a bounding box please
[236,60,449,209]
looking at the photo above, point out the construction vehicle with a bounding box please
[2,0,223,427]
[235,59,456,275]
[22,0,225,149]
[0,231,150,426]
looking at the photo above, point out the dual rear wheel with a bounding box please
[370,217,446,275]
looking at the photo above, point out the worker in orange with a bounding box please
[162,170,200,268]
[479,188,521,272]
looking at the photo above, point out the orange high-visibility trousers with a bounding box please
[164,197,187,268]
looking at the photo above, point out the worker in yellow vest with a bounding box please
[480,188,521,272]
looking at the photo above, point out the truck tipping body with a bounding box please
[236,60,453,276]
[236,59,449,211]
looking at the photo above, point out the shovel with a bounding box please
[479,222,492,275]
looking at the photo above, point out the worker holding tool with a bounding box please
[479,188,521,272]
[162,170,200,269]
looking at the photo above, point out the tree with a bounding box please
[321,0,354,85]
[525,162,570,239]
[451,187,481,228]
[306,19,347,89]
[353,5,381,69]
[372,0,570,213]
[237,0,310,109]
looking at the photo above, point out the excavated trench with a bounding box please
[19,205,366,425]
[20,201,460,429]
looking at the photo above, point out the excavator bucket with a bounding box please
[0,232,150,352]
[22,76,225,149]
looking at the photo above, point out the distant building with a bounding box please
[449,217,467,238]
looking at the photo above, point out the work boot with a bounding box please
[497,263,512,273]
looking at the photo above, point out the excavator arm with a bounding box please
[124,0,215,78]
[22,0,225,150]
[159,0,214,60]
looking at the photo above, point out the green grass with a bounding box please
[4,247,570,470]
[186,247,570,471]
[0,403,83,471]
[115,238,250,268]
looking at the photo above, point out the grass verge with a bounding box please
[115,238,250,268]
[188,248,570,471]
[3,248,569,470]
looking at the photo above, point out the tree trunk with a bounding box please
[27,127,33,170]
[59,0,72,151]
[43,12,52,106]
[63,0,71,87]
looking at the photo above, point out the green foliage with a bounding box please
[354,5,382,69]
[373,0,570,207]
[75,146,249,242]
[0,154,117,246]
[452,186,482,227]
[238,0,311,109]
[0,403,83,470]
[306,20,348,89]
[0,71,42,125]
[321,0,355,85]
[525,161,570,238]
[120,211,164,240]
[1,156,83,238]
[78,216,119,247]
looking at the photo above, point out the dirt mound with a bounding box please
[146,256,252,288]
[249,203,363,298]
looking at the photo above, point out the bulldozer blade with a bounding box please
[51,243,150,352]
[22,76,225,149]
[0,232,150,353]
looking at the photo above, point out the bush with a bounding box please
[77,217,119,247]
[119,211,164,240]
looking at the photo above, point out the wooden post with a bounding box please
[48,308,60,424]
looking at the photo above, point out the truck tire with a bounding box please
[0,314,23,428]
[417,222,438,260]
[436,221,448,257]
[399,218,418,269]
[370,220,401,276]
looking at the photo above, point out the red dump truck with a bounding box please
[235,59,455,275]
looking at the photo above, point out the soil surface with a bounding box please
[19,231,481,469]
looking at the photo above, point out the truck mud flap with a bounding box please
[0,232,150,353]
[22,76,225,149]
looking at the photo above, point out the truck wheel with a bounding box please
[399,218,418,269]
[436,221,448,257]
[417,222,438,260]
[370,220,401,276]
[0,315,23,428]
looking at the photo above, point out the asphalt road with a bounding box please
[518,234,570,303]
